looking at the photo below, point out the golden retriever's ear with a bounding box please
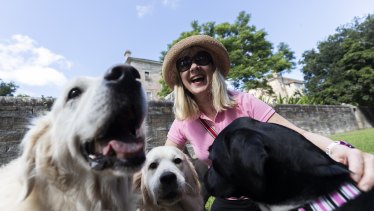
[133,171,142,192]
[185,154,201,195]
[18,116,51,201]
[140,173,154,206]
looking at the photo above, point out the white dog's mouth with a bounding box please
[82,135,145,171]
[159,190,181,203]
[80,113,146,171]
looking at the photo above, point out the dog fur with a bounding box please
[204,117,374,211]
[0,64,147,211]
[134,146,204,211]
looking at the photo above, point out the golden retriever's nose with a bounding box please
[104,64,141,84]
[160,172,177,185]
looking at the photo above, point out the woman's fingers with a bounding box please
[357,152,374,192]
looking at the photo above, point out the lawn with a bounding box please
[329,127,374,154]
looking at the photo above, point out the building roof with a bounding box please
[124,50,162,65]
[268,76,304,85]
[126,57,162,65]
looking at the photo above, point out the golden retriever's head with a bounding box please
[22,64,147,179]
[137,146,201,207]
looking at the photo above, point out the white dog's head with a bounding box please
[21,64,147,181]
[136,146,201,208]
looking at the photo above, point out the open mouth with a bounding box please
[190,75,205,83]
[80,114,145,171]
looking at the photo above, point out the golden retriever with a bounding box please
[0,64,147,211]
[134,146,204,211]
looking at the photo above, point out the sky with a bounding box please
[0,0,373,97]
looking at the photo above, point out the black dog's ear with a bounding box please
[231,130,268,174]
[230,130,269,195]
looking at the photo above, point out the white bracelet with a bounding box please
[325,140,355,156]
[326,141,340,156]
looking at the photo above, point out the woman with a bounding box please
[162,35,374,210]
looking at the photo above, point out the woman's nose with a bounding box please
[189,62,199,71]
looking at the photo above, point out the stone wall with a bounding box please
[145,101,174,149]
[0,97,54,165]
[0,96,373,165]
[275,105,359,135]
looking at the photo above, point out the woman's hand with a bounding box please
[332,145,374,192]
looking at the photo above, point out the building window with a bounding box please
[145,71,150,80]
[146,91,152,100]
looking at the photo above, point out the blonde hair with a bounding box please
[173,68,236,120]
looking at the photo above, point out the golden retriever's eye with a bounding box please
[173,158,182,164]
[67,88,82,100]
[149,162,158,170]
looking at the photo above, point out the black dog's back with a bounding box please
[205,117,373,209]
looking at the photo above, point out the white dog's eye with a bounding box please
[173,158,182,164]
[67,88,82,100]
[149,162,158,170]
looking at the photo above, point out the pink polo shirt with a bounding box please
[167,91,275,165]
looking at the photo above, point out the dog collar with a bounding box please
[294,182,361,211]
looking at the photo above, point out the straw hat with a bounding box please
[162,35,230,88]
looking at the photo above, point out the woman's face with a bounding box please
[176,47,216,97]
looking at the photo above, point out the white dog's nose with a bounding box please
[104,64,141,84]
[160,171,177,185]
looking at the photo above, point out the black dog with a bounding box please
[204,117,374,211]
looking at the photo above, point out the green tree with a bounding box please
[0,79,18,96]
[300,14,374,106]
[158,11,295,98]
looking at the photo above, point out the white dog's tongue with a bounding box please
[102,140,143,159]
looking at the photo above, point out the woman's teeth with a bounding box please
[191,76,204,83]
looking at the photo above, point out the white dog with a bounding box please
[134,146,204,211]
[0,64,147,211]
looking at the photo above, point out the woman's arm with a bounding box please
[267,113,331,149]
[268,113,374,191]
[165,139,185,150]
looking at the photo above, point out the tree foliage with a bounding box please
[300,14,374,106]
[158,11,295,98]
[0,79,18,96]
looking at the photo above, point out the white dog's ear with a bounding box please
[185,154,201,195]
[132,171,142,192]
[140,173,154,206]
[18,116,51,201]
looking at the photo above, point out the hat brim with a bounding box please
[162,35,230,88]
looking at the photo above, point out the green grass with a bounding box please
[205,197,214,211]
[329,128,374,154]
